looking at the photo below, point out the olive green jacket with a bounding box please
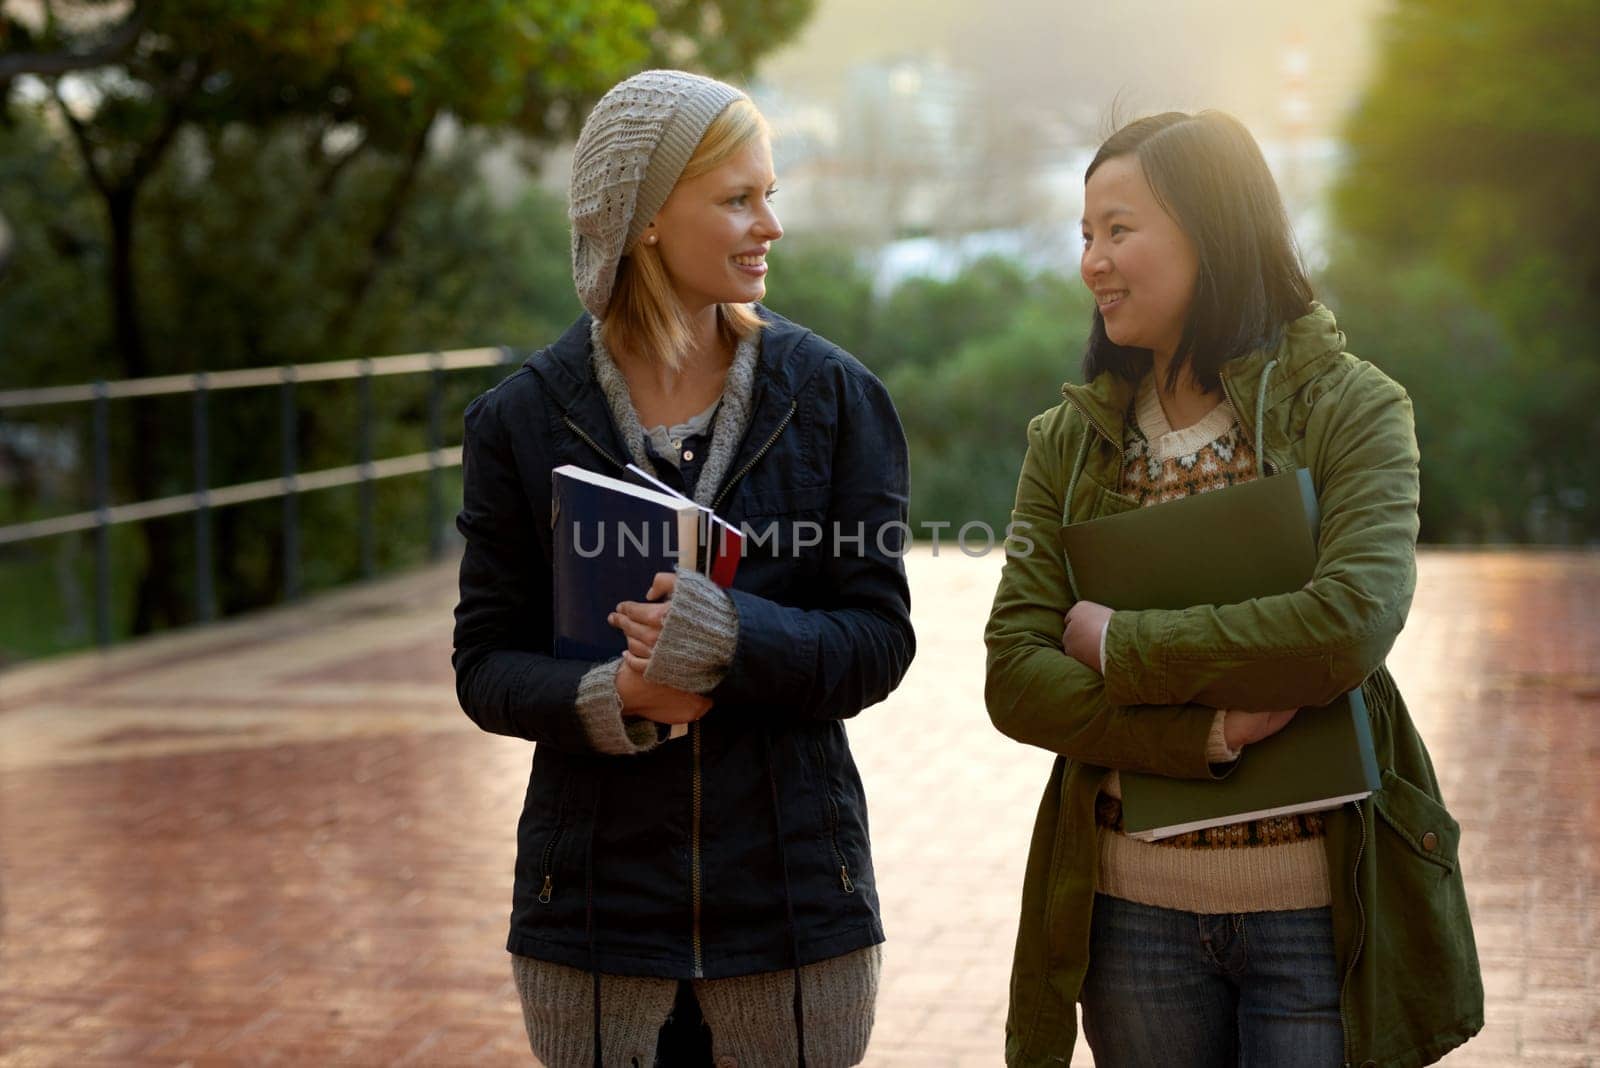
[984,304,1483,1068]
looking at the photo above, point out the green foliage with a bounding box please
[1,109,573,639]
[762,239,876,354]
[889,293,1092,534]
[871,256,1062,375]
[1318,253,1525,542]
[0,114,112,384]
[0,0,815,660]
[762,247,1092,534]
[1332,0,1600,541]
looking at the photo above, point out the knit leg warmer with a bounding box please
[511,955,677,1068]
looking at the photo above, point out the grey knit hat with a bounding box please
[569,70,748,318]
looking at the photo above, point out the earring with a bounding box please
[644,234,658,246]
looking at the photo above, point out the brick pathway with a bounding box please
[0,549,1596,1066]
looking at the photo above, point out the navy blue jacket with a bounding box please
[452,308,916,979]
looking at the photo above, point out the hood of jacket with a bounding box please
[524,306,827,425]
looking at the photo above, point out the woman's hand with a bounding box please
[615,657,711,725]
[1062,600,1114,673]
[1222,708,1299,751]
[611,571,676,667]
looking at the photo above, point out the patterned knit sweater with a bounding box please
[1096,375,1332,914]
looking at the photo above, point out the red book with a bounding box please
[624,464,742,588]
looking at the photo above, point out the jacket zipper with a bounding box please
[711,400,798,512]
[1061,394,1119,451]
[562,415,627,472]
[813,739,855,893]
[537,786,571,904]
[691,722,704,976]
[566,401,797,975]
[1339,798,1368,1064]
[690,401,796,976]
[568,400,797,515]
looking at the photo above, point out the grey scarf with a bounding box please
[588,318,760,507]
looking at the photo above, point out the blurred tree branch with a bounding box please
[0,3,144,81]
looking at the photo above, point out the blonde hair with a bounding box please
[602,97,769,370]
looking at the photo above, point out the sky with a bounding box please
[757,0,1392,142]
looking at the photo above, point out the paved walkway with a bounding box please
[1,549,1596,1066]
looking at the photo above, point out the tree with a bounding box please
[1331,0,1600,540]
[760,239,876,357]
[870,256,1071,375]
[1319,255,1525,542]
[888,276,1092,535]
[1,0,815,636]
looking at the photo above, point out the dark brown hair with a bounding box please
[1081,111,1314,392]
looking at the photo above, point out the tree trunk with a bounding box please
[320,114,436,350]
[107,185,185,634]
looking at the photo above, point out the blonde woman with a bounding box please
[452,71,915,1067]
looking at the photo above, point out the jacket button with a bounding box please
[682,449,695,462]
[1421,831,1439,852]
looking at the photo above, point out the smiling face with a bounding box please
[1080,154,1199,363]
[644,134,783,317]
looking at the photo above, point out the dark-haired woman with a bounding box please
[984,111,1482,1068]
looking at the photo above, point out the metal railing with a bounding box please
[0,346,519,647]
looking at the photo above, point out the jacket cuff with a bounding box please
[642,567,739,695]
[576,658,661,756]
[1206,708,1241,765]
[1102,609,1171,705]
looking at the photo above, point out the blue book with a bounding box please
[551,464,701,662]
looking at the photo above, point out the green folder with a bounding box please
[1059,469,1381,841]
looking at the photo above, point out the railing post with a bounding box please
[281,365,300,600]
[91,380,111,648]
[192,372,216,622]
[358,358,375,579]
[427,350,444,560]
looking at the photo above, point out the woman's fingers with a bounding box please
[608,613,652,650]
[1223,710,1259,750]
[645,571,677,602]
[614,600,670,625]
[1061,601,1113,672]
[610,603,668,649]
[1226,707,1300,749]
[618,654,711,723]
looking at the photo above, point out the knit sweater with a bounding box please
[1096,375,1332,913]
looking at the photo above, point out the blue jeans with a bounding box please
[1079,894,1343,1068]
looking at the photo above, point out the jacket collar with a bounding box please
[524,305,826,473]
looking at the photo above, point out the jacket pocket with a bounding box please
[810,737,856,894]
[733,485,833,559]
[1360,769,1483,1060]
[1373,768,1459,875]
[536,778,574,905]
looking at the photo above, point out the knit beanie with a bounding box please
[569,70,748,318]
